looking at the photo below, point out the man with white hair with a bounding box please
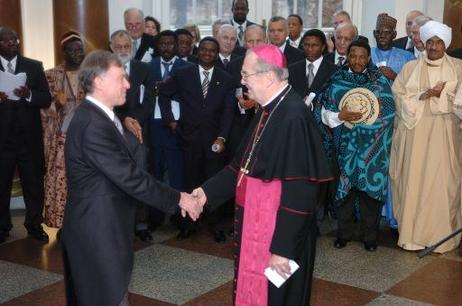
[390,21,462,254]
[193,44,332,305]
[110,30,156,241]
[326,21,357,66]
[409,15,432,58]
[392,10,424,50]
[124,8,157,62]
[214,24,240,69]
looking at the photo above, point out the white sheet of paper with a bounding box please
[304,92,316,111]
[264,260,299,288]
[0,71,27,101]
[376,61,387,67]
[154,97,180,120]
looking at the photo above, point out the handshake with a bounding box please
[178,188,207,221]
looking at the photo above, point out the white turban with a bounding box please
[420,20,452,49]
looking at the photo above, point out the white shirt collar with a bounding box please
[161,56,177,65]
[219,53,231,62]
[279,41,287,53]
[288,36,302,48]
[262,84,289,107]
[335,51,346,64]
[232,19,248,30]
[0,55,17,72]
[86,95,116,121]
[306,56,323,75]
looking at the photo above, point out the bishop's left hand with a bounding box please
[269,254,291,279]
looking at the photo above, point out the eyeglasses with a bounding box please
[0,38,19,45]
[126,23,143,29]
[240,70,268,80]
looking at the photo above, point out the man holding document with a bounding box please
[0,27,52,243]
[193,44,333,305]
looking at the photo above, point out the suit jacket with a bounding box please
[214,53,241,70]
[134,33,158,62]
[325,52,348,68]
[62,100,180,306]
[449,48,462,60]
[231,19,256,47]
[158,65,235,156]
[0,55,52,173]
[283,43,305,66]
[151,56,192,111]
[392,36,409,50]
[288,57,338,98]
[114,60,154,128]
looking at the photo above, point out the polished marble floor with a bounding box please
[1,209,462,306]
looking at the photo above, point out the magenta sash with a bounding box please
[235,175,281,306]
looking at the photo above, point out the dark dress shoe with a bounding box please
[176,229,191,240]
[364,242,377,252]
[213,230,226,243]
[334,238,349,249]
[28,227,49,242]
[136,230,153,242]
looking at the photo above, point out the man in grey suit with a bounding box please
[61,50,202,306]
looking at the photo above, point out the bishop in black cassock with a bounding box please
[194,44,333,306]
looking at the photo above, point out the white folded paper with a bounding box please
[0,70,27,101]
[264,260,299,288]
[304,92,316,111]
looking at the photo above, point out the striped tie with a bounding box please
[202,70,210,98]
[7,61,14,74]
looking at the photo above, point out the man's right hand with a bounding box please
[0,91,8,103]
[168,122,177,135]
[179,192,203,221]
[238,96,256,110]
[338,108,363,122]
[123,117,143,143]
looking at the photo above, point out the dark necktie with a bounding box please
[162,62,172,80]
[223,58,229,67]
[238,25,244,46]
[202,70,210,98]
[307,63,314,88]
[337,56,344,67]
[7,61,14,74]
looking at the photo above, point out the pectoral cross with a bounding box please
[237,167,249,186]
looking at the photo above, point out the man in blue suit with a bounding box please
[150,30,191,232]
[159,37,235,239]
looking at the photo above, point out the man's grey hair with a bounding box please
[248,49,289,81]
[213,19,231,27]
[333,10,351,20]
[123,8,144,20]
[412,15,432,30]
[217,24,237,36]
[110,30,132,45]
[334,21,358,39]
[245,24,266,40]
[79,50,122,94]
[268,16,288,29]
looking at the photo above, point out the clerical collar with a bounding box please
[262,84,290,111]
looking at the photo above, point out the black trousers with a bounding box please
[336,189,383,243]
[178,143,226,231]
[0,138,44,232]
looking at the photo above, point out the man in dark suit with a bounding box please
[159,37,235,239]
[287,14,304,50]
[230,0,255,47]
[268,16,304,66]
[289,29,337,101]
[175,29,198,63]
[124,8,157,63]
[0,27,52,243]
[325,21,357,67]
[392,10,423,50]
[215,24,241,70]
[150,30,191,233]
[61,50,201,306]
[110,29,156,241]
